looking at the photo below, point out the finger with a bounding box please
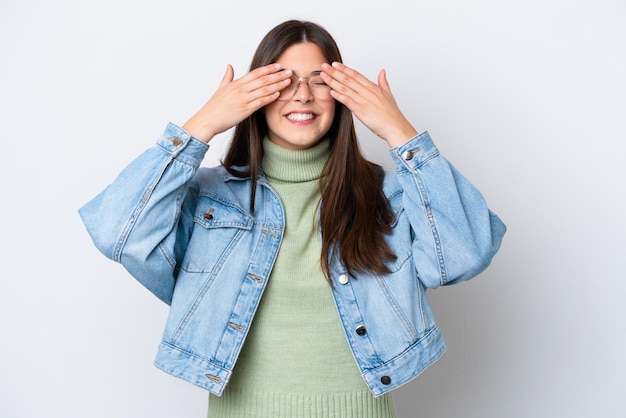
[247,92,281,110]
[321,63,354,90]
[321,64,360,101]
[243,65,292,96]
[323,63,380,108]
[248,72,292,103]
[234,65,290,109]
[328,88,351,107]
[329,62,372,90]
[265,68,293,87]
[243,63,285,84]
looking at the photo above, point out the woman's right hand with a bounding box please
[182,64,292,143]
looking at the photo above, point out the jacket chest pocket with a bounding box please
[180,196,254,273]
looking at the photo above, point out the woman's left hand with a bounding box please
[321,62,418,148]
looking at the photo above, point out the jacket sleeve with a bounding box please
[78,123,209,304]
[390,131,506,289]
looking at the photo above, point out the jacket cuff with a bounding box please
[155,122,210,167]
[389,131,440,172]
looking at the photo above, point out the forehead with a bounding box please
[276,42,326,72]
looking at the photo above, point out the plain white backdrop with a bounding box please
[1,0,624,417]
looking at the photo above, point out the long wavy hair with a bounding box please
[223,20,396,282]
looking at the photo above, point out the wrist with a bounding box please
[182,120,215,144]
[385,125,418,148]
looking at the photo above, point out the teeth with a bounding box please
[287,113,314,121]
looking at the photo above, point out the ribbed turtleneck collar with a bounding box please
[262,137,330,183]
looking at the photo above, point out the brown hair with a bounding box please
[223,20,396,282]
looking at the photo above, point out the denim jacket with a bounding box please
[79,123,506,397]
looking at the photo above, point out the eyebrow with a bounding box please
[282,69,322,77]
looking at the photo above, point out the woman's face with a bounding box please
[264,42,336,150]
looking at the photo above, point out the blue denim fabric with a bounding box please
[79,123,506,397]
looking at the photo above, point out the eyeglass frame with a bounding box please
[276,70,333,101]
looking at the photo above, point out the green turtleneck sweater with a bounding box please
[207,138,396,418]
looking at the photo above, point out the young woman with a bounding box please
[80,20,505,418]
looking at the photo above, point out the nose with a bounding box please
[293,78,313,102]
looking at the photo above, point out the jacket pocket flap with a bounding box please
[193,196,253,230]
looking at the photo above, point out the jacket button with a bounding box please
[402,149,419,160]
[355,326,367,336]
[381,375,391,385]
[168,136,183,147]
[338,274,349,285]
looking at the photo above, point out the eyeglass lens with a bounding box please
[278,74,331,100]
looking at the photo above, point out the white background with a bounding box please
[1,0,625,417]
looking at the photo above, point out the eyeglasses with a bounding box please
[277,71,332,101]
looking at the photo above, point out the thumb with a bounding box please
[378,69,391,93]
[218,64,234,87]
